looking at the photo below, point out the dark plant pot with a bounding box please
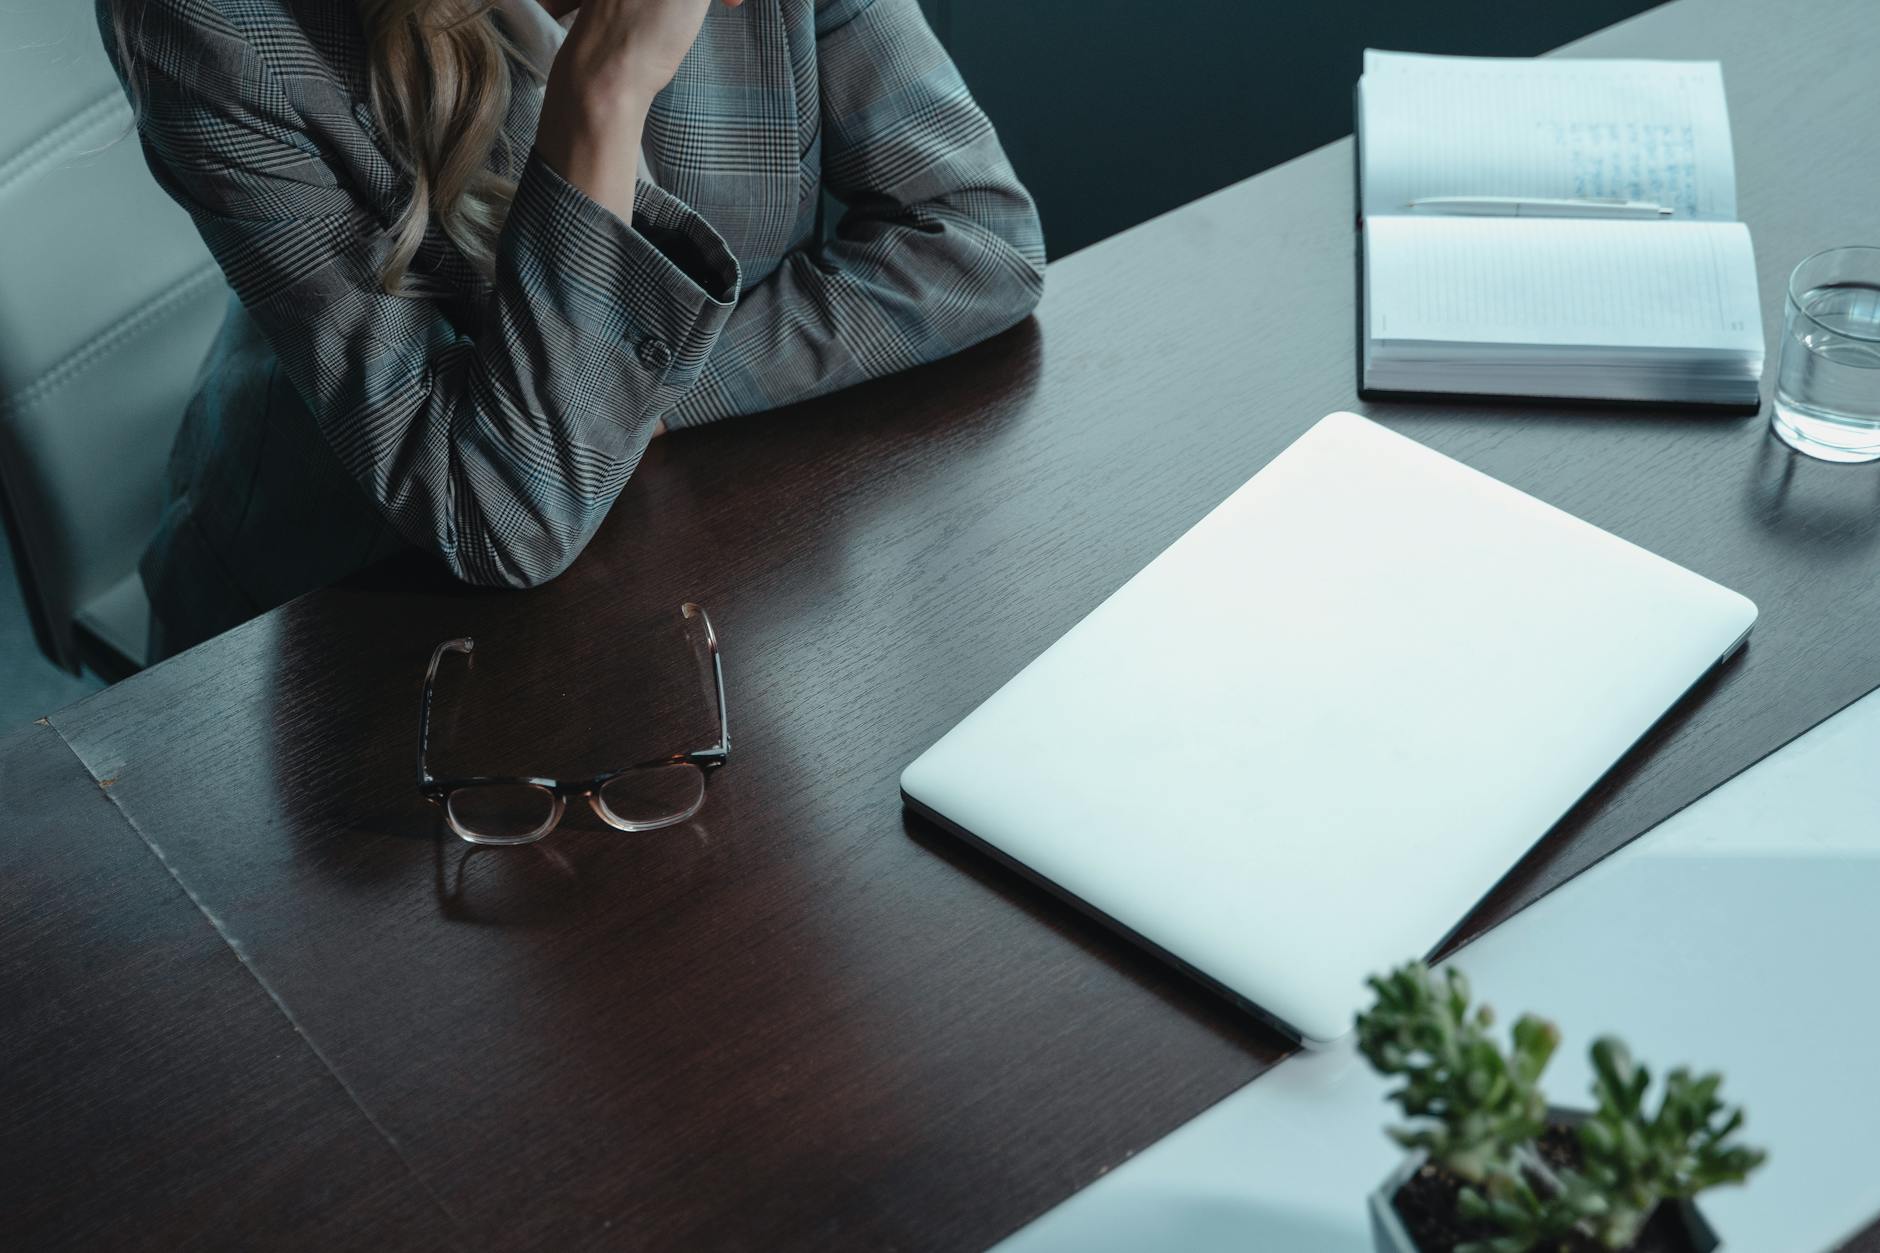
[1368,1110,1721,1253]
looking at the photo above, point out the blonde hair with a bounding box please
[356,0,535,293]
[110,0,535,295]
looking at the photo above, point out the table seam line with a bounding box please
[38,717,472,1250]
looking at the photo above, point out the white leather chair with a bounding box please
[0,1,231,673]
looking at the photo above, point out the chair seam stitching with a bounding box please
[1,264,225,417]
[0,92,129,195]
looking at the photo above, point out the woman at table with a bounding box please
[100,0,1045,658]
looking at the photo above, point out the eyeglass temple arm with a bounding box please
[682,603,730,758]
[420,612,715,786]
[418,638,475,786]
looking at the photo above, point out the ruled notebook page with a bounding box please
[1364,216,1762,353]
[1359,51,1739,220]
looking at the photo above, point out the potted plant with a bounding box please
[1356,962,1766,1253]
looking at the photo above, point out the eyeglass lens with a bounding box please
[446,783,559,844]
[596,763,706,830]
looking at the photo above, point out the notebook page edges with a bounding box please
[1364,216,1763,354]
[1359,50,1738,221]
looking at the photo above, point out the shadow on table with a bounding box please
[431,817,718,927]
[1744,426,1880,553]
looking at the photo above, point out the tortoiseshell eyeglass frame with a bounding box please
[417,603,729,846]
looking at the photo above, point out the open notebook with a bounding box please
[1357,50,1764,407]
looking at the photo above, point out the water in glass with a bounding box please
[1772,249,1880,464]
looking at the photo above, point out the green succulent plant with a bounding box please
[1356,962,1559,1184]
[1573,1037,1768,1249]
[1357,962,1768,1253]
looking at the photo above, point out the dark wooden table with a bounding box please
[9,0,1880,1248]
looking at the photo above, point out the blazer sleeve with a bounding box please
[101,0,741,588]
[663,0,1045,429]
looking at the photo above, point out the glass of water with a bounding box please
[1771,246,1880,464]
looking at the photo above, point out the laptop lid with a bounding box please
[900,412,1755,1046]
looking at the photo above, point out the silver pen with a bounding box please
[1404,196,1676,219]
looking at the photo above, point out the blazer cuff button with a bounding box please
[636,337,674,371]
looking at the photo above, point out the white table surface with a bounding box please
[997,685,1880,1253]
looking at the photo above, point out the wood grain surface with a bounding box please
[0,723,453,1249]
[20,0,1880,1248]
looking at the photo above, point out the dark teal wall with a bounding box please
[917,1,1668,259]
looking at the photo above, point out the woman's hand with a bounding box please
[533,0,744,223]
[550,0,743,110]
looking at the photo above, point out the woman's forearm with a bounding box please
[530,0,739,224]
[533,76,647,224]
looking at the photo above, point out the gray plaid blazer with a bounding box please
[99,0,1045,655]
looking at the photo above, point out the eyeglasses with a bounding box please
[417,603,729,846]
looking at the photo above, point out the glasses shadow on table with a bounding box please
[430,810,719,927]
[1745,426,1880,552]
[899,807,1295,1064]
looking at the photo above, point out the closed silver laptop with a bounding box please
[901,412,1755,1046]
